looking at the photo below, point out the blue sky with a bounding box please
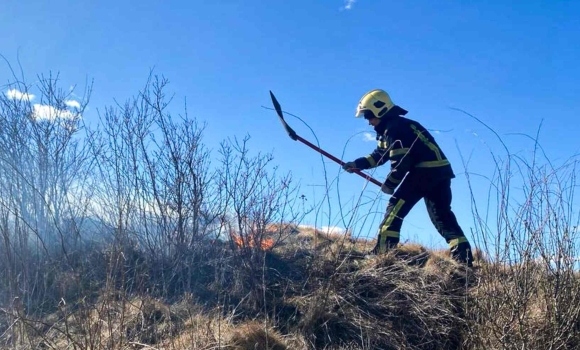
[2,0,580,249]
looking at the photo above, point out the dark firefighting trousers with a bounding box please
[374,177,473,266]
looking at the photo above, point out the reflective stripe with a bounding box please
[383,230,400,238]
[387,174,402,184]
[378,140,388,148]
[416,160,450,168]
[378,230,400,252]
[385,199,405,226]
[410,124,442,160]
[389,148,409,157]
[365,155,377,168]
[448,237,468,247]
[379,199,405,243]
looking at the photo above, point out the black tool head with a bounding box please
[269,90,298,140]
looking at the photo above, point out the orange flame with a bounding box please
[232,233,275,250]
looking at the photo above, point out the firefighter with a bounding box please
[343,89,474,267]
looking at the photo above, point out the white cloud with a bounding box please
[6,89,35,101]
[298,224,346,235]
[363,132,376,142]
[32,104,77,121]
[320,226,346,235]
[65,100,81,109]
[342,0,356,10]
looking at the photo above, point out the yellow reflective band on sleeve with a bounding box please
[410,124,442,160]
[365,155,377,168]
[389,148,410,157]
[387,174,402,184]
[416,160,450,168]
[378,141,388,149]
[448,237,468,247]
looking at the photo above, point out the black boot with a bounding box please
[450,242,474,267]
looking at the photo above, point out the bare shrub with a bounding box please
[212,135,302,311]
[458,118,580,349]
[0,69,94,324]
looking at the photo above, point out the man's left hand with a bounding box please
[381,184,394,195]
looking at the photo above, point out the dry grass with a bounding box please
[160,311,232,349]
[3,230,579,350]
[227,322,288,350]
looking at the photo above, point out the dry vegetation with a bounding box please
[1,71,579,349]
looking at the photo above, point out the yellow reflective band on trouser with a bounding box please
[379,231,400,253]
[365,155,377,167]
[379,199,405,252]
[389,148,410,157]
[448,237,468,248]
[416,159,450,168]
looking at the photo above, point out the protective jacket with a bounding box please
[353,109,455,191]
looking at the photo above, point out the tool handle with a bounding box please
[296,135,382,187]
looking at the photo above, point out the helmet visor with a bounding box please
[357,109,376,120]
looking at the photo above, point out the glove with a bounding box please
[342,161,357,173]
[381,183,394,195]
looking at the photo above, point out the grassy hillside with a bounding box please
[2,226,578,350]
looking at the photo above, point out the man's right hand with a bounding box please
[342,161,357,173]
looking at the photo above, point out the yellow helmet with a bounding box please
[355,89,395,119]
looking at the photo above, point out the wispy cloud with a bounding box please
[6,89,35,101]
[363,132,375,142]
[32,104,77,121]
[342,0,357,10]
